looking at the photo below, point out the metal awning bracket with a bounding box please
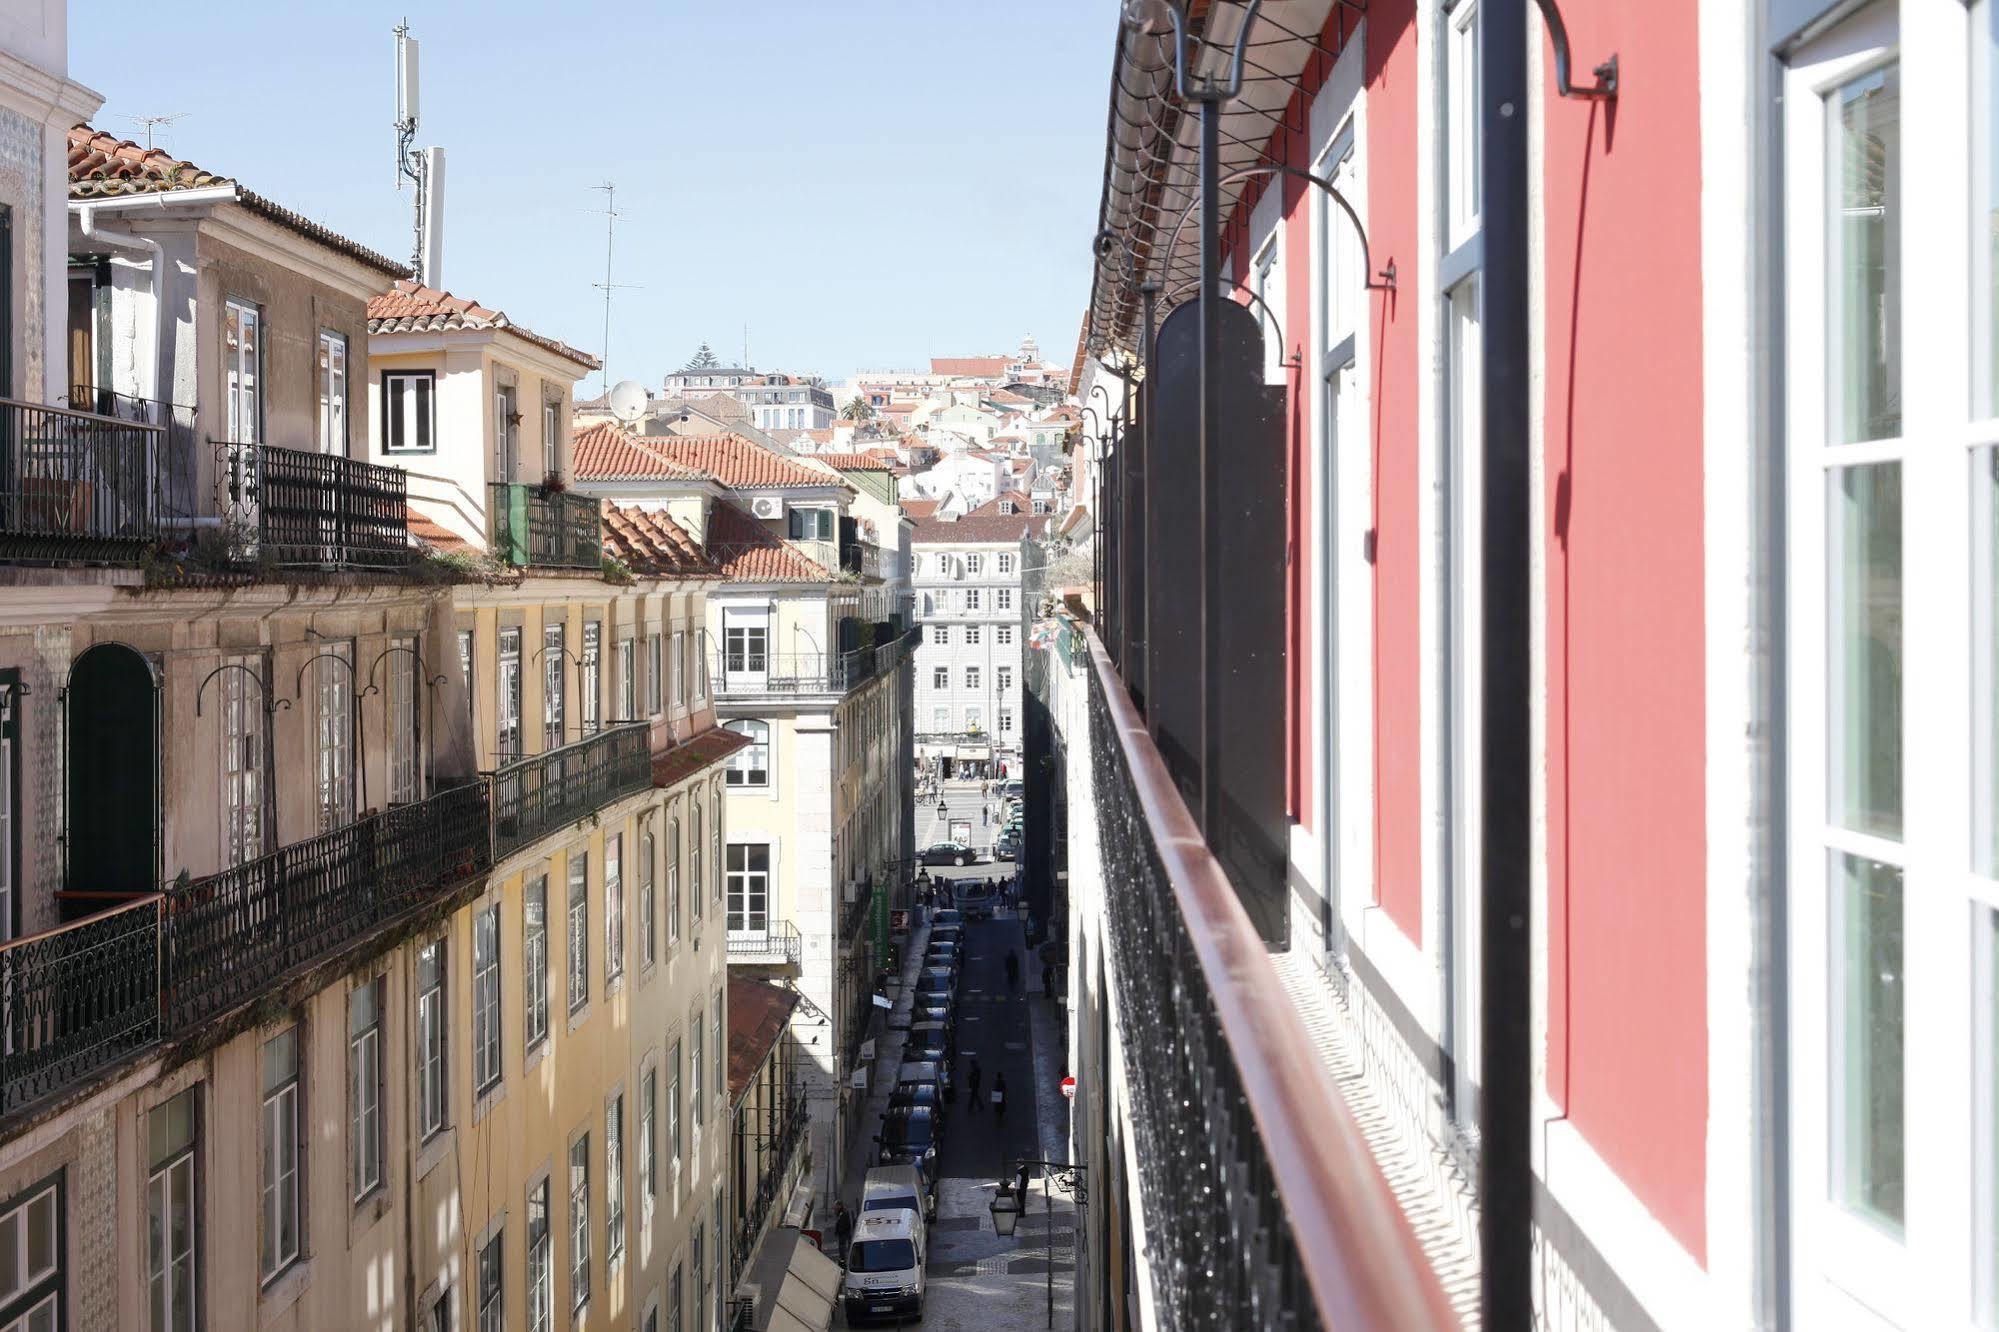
[1533,0,1618,100]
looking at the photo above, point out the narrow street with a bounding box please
[832,896,1075,1329]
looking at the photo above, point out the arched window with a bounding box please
[725,720,770,787]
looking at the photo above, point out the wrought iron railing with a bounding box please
[67,385,199,522]
[1084,629,1455,1331]
[709,628,915,700]
[489,722,651,863]
[216,439,412,570]
[838,881,876,945]
[726,921,802,966]
[166,782,492,1028]
[840,538,884,580]
[488,482,603,570]
[732,1092,810,1289]
[0,397,172,561]
[0,895,162,1115]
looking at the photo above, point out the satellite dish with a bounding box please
[608,379,648,424]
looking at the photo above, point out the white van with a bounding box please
[841,1208,926,1324]
[863,1163,935,1227]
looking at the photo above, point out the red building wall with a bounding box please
[1538,2,1709,1262]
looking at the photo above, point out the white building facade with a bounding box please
[909,510,1046,775]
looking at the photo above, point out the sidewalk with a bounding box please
[825,907,932,1238]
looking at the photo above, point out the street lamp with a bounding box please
[987,1179,1022,1237]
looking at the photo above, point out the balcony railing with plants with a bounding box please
[726,920,802,966]
[0,398,174,562]
[490,722,652,863]
[839,537,884,581]
[731,1090,809,1288]
[0,895,163,1115]
[167,781,493,1028]
[1083,630,1454,1330]
[488,482,603,570]
[216,439,412,571]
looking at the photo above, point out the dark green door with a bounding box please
[65,643,157,914]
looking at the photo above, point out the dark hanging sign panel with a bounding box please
[1149,297,1289,945]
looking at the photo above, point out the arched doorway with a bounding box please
[64,642,158,917]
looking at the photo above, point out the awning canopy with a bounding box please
[743,1227,840,1332]
[1086,0,1362,358]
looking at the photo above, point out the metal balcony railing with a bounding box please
[0,397,173,562]
[731,1091,809,1288]
[166,781,493,1029]
[216,439,412,570]
[1083,628,1455,1331]
[0,895,162,1115]
[726,921,802,966]
[839,538,884,580]
[488,482,603,570]
[709,628,915,701]
[490,723,651,863]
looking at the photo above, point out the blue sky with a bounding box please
[72,1,1112,390]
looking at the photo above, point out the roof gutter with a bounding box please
[70,198,214,405]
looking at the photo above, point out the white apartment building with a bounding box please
[908,499,1049,775]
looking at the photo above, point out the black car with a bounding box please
[931,908,963,929]
[876,1105,940,1179]
[904,1023,956,1078]
[919,843,975,867]
[912,969,954,1010]
[911,1002,952,1031]
[994,832,1021,862]
[923,945,961,984]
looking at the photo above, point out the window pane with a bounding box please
[1829,463,1902,839]
[1832,851,1903,1232]
[1830,64,1901,444]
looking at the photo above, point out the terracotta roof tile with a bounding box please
[653,725,753,790]
[814,452,891,471]
[909,511,1050,544]
[573,422,712,482]
[728,977,799,1101]
[900,498,940,520]
[369,278,598,369]
[704,500,835,582]
[67,125,408,277]
[601,504,719,577]
[930,356,1010,378]
[404,504,472,553]
[637,434,842,491]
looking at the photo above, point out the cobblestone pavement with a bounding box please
[831,907,1075,1330]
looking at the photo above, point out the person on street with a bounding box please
[992,1072,1008,1122]
[967,1058,984,1112]
[1005,949,1021,992]
[834,1201,854,1266]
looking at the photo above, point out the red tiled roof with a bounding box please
[815,452,891,471]
[931,356,1010,378]
[67,125,408,277]
[573,422,712,482]
[637,434,842,491]
[653,725,753,790]
[900,498,940,520]
[370,279,599,369]
[404,504,472,553]
[910,511,1050,544]
[728,977,799,1101]
[706,500,834,582]
[601,504,719,577]
[964,491,1033,519]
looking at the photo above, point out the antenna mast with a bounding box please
[590,182,640,394]
[393,21,443,285]
[123,113,188,150]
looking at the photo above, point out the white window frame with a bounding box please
[225,299,259,445]
[998,552,1015,575]
[315,641,355,833]
[569,1133,591,1311]
[473,905,502,1095]
[544,622,567,751]
[259,1027,302,1282]
[147,1091,198,1332]
[417,939,448,1139]
[605,833,625,986]
[498,629,523,763]
[389,634,421,806]
[606,1094,626,1265]
[527,1175,553,1332]
[350,978,385,1202]
[478,1225,504,1332]
[317,331,347,455]
[221,652,265,868]
[0,1178,59,1332]
[727,842,770,933]
[567,853,590,1014]
[726,719,770,787]
[384,371,435,454]
[1253,231,1283,384]
[1444,0,1481,250]
[524,872,549,1053]
[581,621,602,734]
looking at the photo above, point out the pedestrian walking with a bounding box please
[992,1072,1008,1121]
[834,1200,854,1265]
[1005,950,1021,992]
[967,1058,984,1113]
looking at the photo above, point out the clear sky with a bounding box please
[72,1,1113,391]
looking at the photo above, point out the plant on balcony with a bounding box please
[539,472,568,495]
[600,553,635,585]
[411,547,504,585]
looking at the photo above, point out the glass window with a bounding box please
[966,667,980,690]
[350,978,385,1200]
[932,626,948,646]
[933,667,948,690]
[544,622,567,750]
[496,384,520,479]
[670,630,685,709]
[711,992,723,1113]
[965,626,981,646]
[647,634,663,714]
[568,853,590,1014]
[692,1010,705,1129]
[1832,852,1904,1232]
[998,626,1014,647]
[528,1177,552,1332]
[1445,0,1481,248]
[498,629,523,764]
[668,819,682,945]
[417,940,447,1139]
[474,906,502,1094]
[998,666,1012,692]
[727,844,770,932]
[932,707,949,733]
[1832,65,1901,445]
[0,1179,59,1332]
[640,823,657,969]
[259,1027,301,1280]
[525,873,549,1052]
[478,1228,503,1332]
[693,1226,707,1332]
[1830,463,1902,839]
[544,399,561,478]
[605,834,625,986]
[965,589,982,612]
[669,1040,684,1171]
[147,1090,197,1332]
[581,622,602,735]
[1254,234,1282,381]
[692,802,704,926]
[726,720,770,786]
[220,652,265,868]
[224,299,259,444]
[317,332,346,454]
[388,635,421,805]
[618,640,637,720]
[606,1096,626,1264]
[641,1069,658,1205]
[998,553,1015,575]
[998,588,1014,612]
[569,1135,591,1309]
[965,554,984,576]
[385,372,435,452]
[315,640,355,833]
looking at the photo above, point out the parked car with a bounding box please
[905,1022,956,1075]
[955,879,994,919]
[1000,779,1024,802]
[994,832,1021,862]
[920,842,975,867]
[842,1209,926,1324]
[876,1105,940,1178]
[864,1164,936,1226]
[923,945,961,985]
[891,1062,948,1130]
[931,908,964,928]
[912,1001,953,1030]
[928,922,964,951]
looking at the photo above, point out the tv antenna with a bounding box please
[590,182,641,394]
[393,21,445,286]
[121,113,188,150]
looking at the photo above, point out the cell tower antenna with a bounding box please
[392,21,446,284]
[121,113,188,151]
[590,182,641,394]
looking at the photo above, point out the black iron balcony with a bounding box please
[726,920,802,966]
[709,652,844,697]
[838,880,876,947]
[166,781,492,1029]
[490,722,652,863]
[488,482,603,570]
[1083,629,1454,1330]
[0,895,162,1115]
[216,439,412,571]
[731,1090,809,1287]
[0,397,173,562]
[839,537,884,580]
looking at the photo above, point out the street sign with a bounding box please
[1060,1075,1076,1100]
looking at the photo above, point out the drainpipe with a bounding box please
[74,203,165,406]
[1479,0,1534,1326]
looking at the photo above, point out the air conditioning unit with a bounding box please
[751,496,784,520]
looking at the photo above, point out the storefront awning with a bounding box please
[743,1228,840,1332]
